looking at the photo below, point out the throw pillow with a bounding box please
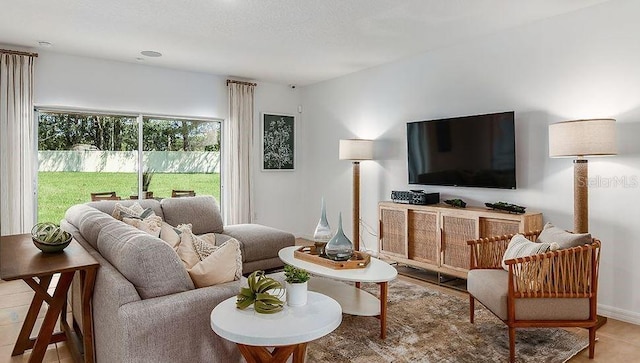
[188,238,242,288]
[112,203,155,220]
[122,215,162,238]
[175,224,201,269]
[160,222,182,249]
[174,223,242,288]
[501,234,558,271]
[537,222,592,249]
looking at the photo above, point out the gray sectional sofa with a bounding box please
[61,196,295,363]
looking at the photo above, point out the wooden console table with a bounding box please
[0,234,99,363]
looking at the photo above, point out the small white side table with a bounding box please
[210,291,342,363]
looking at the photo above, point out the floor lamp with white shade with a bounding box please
[339,139,374,252]
[548,118,617,233]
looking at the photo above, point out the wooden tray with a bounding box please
[293,245,371,269]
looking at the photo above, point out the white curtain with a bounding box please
[223,81,255,224]
[0,52,36,235]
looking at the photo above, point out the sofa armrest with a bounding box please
[117,280,243,363]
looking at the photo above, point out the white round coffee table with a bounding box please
[278,246,397,339]
[211,291,341,363]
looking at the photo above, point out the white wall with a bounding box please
[34,52,228,118]
[252,85,303,231]
[299,0,640,324]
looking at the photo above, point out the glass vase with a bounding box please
[313,197,332,254]
[324,212,353,261]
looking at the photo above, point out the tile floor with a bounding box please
[1,275,639,362]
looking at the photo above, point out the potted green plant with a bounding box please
[236,271,284,314]
[142,170,154,199]
[284,265,311,307]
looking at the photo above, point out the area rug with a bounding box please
[307,279,588,363]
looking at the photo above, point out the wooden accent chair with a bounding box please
[172,190,196,198]
[467,231,601,363]
[90,192,121,201]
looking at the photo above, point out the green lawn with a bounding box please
[38,172,221,223]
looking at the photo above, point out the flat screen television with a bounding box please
[407,111,516,189]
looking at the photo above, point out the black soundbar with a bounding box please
[391,190,439,205]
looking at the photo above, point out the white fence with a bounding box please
[38,151,220,173]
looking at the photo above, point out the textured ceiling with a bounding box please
[1,0,610,85]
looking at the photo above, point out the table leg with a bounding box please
[378,281,389,339]
[29,272,74,362]
[81,268,98,363]
[237,344,301,363]
[12,275,52,356]
[292,343,307,363]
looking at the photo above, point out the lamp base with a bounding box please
[573,159,589,233]
[352,161,360,252]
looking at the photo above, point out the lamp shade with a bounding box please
[339,139,374,160]
[549,119,617,157]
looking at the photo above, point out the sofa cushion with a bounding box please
[537,222,592,249]
[468,269,590,321]
[222,224,295,262]
[65,205,120,250]
[97,222,194,299]
[161,196,223,234]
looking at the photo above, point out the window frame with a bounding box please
[33,106,224,221]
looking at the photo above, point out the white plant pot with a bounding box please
[286,281,308,307]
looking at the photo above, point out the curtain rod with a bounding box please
[226,79,257,87]
[0,48,39,57]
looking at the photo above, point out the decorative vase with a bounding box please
[324,212,353,261]
[286,281,308,307]
[313,197,332,254]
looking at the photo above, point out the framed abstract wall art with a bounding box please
[261,113,295,171]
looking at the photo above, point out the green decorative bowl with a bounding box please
[32,237,72,253]
[31,223,72,253]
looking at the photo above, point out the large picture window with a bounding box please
[36,110,222,223]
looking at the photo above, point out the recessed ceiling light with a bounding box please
[38,41,52,48]
[135,57,145,62]
[140,50,162,57]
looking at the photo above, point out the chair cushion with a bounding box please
[160,196,224,234]
[501,234,557,270]
[537,222,592,249]
[468,269,590,321]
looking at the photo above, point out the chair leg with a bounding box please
[588,326,596,359]
[509,327,516,363]
[469,295,475,323]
